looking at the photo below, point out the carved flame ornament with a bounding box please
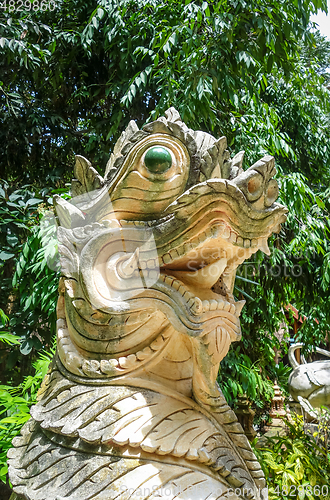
[8,109,287,500]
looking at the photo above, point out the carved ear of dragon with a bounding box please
[8,108,287,500]
[72,155,104,196]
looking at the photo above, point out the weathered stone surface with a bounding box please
[8,108,287,500]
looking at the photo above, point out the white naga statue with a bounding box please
[8,109,287,500]
[288,343,330,418]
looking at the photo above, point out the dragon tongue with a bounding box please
[168,257,228,289]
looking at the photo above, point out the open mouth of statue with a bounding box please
[155,222,257,319]
[145,180,286,319]
[80,176,286,323]
[97,214,276,322]
[160,260,238,314]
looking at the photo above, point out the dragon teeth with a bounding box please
[198,298,234,313]
[172,280,181,291]
[159,230,255,266]
[184,242,196,253]
[147,259,156,269]
[190,297,203,315]
[229,231,237,243]
[182,290,193,300]
[187,297,196,309]
[251,238,258,247]
[202,300,210,312]
[118,354,137,369]
[177,245,185,256]
[162,253,171,264]
[217,298,225,309]
[258,237,271,255]
[150,336,165,350]
[209,299,218,311]
[161,272,245,318]
[136,346,152,360]
[169,248,180,260]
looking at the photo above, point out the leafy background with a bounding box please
[1,0,330,496]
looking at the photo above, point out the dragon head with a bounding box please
[54,108,287,380]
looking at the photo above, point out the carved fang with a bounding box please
[259,238,270,256]
[118,248,140,279]
[234,300,246,317]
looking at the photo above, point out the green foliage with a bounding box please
[1,1,329,357]
[1,2,329,349]
[0,181,59,383]
[219,346,274,407]
[11,210,59,355]
[0,180,43,289]
[0,308,20,349]
[219,330,291,428]
[0,0,329,182]
[0,347,54,483]
[235,169,330,353]
[0,0,330,485]
[255,413,330,499]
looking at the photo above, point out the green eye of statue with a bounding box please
[144,146,172,173]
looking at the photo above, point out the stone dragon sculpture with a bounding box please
[8,108,287,500]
